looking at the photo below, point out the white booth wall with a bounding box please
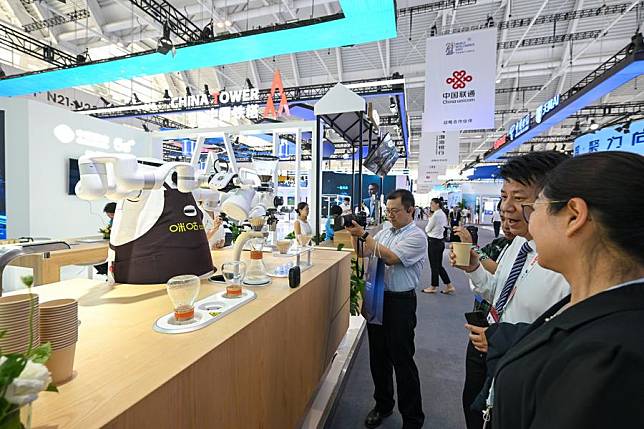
[1,98,161,239]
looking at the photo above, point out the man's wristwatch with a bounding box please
[358,231,369,242]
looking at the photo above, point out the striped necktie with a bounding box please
[494,241,533,317]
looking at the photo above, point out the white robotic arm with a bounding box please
[75,153,197,201]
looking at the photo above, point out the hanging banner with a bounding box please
[416,165,441,194]
[423,28,497,132]
[419,131,459,175]
[574,118,644,156]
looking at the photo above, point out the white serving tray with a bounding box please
[153,289,256,334]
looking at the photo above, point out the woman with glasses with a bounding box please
[423,198,455,294]
[491,152,644,428]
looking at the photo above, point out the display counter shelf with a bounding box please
[17,248,350,429]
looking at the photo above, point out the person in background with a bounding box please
[341,197,352,215]
[462,207,470,224]
[346,190,427,429]
[293,202,313,236]
[363,183,380,217]
[325,205,343,241]
[450,151,571,429]
[423,198,455,295]
[492,204,502,238]
[449,207,462,228]
[492,151,644,429]
[94,202,116,276]
[204,212,225,249]
[458,213,516,429]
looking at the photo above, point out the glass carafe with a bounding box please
[244,236,271,285]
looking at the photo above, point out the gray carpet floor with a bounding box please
[325,224,497,429]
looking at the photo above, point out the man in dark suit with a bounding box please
[363,183,380,218]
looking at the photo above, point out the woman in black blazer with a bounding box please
[490,151,644,429]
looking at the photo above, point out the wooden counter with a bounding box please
[10,238,109,286]
[24,248,351,429]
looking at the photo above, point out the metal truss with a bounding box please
[397,0,477,16]
[128,0,201,43]
[495,85,542,94]
[86,77,404,118]
[138,115,193,129]
[0,21,76,67]
[497,30,601,50]
[22,9,90,33]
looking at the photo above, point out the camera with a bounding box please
[333,211,368,232]
[446,225,479,245]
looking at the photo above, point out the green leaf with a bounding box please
[27,342,53,364]
[20,275,33,288]
[336,243,345,251]
[0,355,27,389]
[46,383,58,393]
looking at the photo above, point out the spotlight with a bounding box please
[200,21,213,41]
[99,96,111,107]
[496,77,502,83]
[486,16,494,27]
[245,78,254,89]
[570,121,581,136]
[76,53,86,64]
[530,144,534,152]
[163,89,171,100]
[156,22,175,56]
[0,67,6,78]
[142,124,150,132]
[224,19,232,27]
[216,21,225,29]
[430,24,437,37]
[162,118,170,128]
[133,93,141,103]
[623,120,631,134]
[204,84,210,95]
[186,86,192,96]
[589,119,599,131]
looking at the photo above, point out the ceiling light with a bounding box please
[225,19,232,27]
[570,121,581,136]
[589,119,599,130]
[163,89,171,100]
[200,21,214,41]
[0,67,6,78]
[156,23,175,56]
[486,16,494,27]
[142,124,150,132]
[245,78,254,89]
[622,120,631,134]
[495,77,502,83]
[186,86,192,96]
[99,96,111,107]
[216,21,225,29]
[430,24,437,37]
[133,93,141,103]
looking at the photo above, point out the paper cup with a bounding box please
[45,343,76,384]
[452,242,472,266]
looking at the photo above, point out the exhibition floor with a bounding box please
[326,225,497,429]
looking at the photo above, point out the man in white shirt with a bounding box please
[451,151,571,429]
[341,197,352,215]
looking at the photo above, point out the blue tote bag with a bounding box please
[362,255,385,325]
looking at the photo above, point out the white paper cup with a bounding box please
[452,242,472,266]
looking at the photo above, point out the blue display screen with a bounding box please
[574,118,644,156]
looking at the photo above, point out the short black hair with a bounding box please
[543,151,644,266]
[344,197,350,202]
[387,189,415,210]
[330,205,343,216]
[500,151,569,190]
[368,183,379,190]
[103,202,116,214]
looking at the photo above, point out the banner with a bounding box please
[423,28,497,132]
[415,164,441,194]
[419,131,459,175]
[574,118,644,156]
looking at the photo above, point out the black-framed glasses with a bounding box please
[521,200,568,222]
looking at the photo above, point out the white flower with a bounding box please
[1,358,52,406]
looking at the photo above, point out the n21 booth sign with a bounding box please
[423,28,496,132]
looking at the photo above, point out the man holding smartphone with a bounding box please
[450,151,571,429]
[346,189,427,429]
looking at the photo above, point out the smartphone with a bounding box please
[464,310,489,327]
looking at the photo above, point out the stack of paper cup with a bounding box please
[0,294,40,354]
[40,299,78,384]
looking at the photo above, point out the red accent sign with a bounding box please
[264,70,290,119]
[493,134,507,150]
[446,70,473,89]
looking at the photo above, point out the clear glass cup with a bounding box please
[296,234,312,249]
[166,274,200,323]
[221,261,246,298]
